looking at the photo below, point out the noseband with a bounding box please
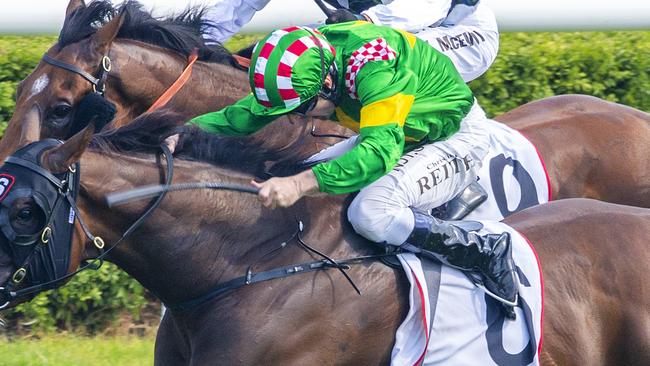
[0,140,173,308]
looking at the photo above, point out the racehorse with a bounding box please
[0,0,351,163]
[3,0,650,216]
[0,115,648,365]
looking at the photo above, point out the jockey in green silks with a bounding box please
[171,22,518,311]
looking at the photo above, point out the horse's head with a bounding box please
[1,0,231,164]
[0,0,124,162]
[0,122,96,309]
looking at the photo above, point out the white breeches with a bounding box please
[308,101,490,245]
[414,4,499,82]
[202,0,272,44]
[202,1,498,82]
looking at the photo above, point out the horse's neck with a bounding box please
[109,41,249,125]
[78,152,359,305]
[110,41,355,157]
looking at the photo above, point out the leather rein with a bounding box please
[105,180,397,313]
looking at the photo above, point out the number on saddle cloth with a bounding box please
[458,120,550,222]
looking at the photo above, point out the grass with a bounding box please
[0,335,154,366]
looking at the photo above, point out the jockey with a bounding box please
[171,23,518,308]
[203,0,498,219]
[202,0,499,82]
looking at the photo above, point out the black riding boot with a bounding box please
[404,209,519,309]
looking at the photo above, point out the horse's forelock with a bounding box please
[58,0,116,49]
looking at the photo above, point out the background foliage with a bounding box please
[0,30,648,334]
[470,31,650,115]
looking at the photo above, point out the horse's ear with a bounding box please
[17,106,41,148]
[91,11,125,55]
[40,122,96,174]
[65,0,86,19]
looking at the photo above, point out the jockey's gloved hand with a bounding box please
[72,93,117,135]
[326,8,366,24]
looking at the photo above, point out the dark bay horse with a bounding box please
[0,116,648,365]
[3,0,650,216]
[0,0,351,161]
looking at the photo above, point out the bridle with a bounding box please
[41,45,199,115]
[42,53,112,96]
[0,139,174,308]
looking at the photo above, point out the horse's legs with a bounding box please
[154,313,190,366]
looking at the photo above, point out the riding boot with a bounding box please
[404,209,519,310]
[432,181,488,220]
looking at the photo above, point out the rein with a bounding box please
[166,219,393,313]
[107,180,398,313]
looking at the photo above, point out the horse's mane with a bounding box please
[90,111,310,178]
[58,0,235,65]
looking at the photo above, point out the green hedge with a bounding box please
[470,31,650,115]
[0,31,648,333]
[0,36,56,136]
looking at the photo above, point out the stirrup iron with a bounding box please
[436,181,488,220]
[475,282,519,308]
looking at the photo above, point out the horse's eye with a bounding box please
[17,208,32,220]
[51,104,72,119]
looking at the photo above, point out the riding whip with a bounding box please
[106,182,259,207]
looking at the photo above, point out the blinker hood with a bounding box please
[0,139,79,290]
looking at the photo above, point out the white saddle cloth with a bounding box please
[392,221,544,366]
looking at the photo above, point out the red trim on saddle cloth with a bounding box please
[516,231,545,358]
[515,131,553,201]
[412,269,429,366]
